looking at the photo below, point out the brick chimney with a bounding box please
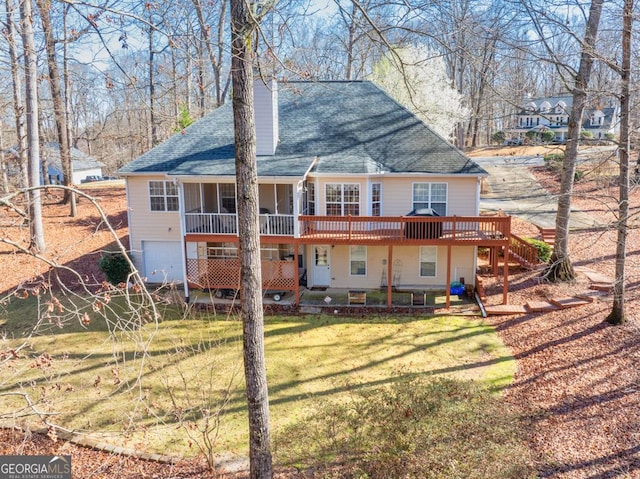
[254,77,279,156]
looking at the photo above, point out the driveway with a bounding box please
[474,155,603,230]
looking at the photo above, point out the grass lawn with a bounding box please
[0,295,515,459]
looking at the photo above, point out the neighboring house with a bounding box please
[506,95,619,143]
[4,142,104,185]
[42,142,104,184]
[119,80,518,307]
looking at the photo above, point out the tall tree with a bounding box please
[20,0,46,253]
[543,0,604,282]
[0,119,8,194]
[35,0,76,215]
[230,0,272,476]
[3,0,29,194]
[606,0,632,325]
[61,3,77,216]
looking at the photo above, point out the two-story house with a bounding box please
[507,95,619,143]
[119,80,517,308]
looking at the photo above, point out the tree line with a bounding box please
[1,0,634,183]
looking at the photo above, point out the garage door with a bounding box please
[142,241,183,284]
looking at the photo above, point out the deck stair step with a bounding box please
[484,304,529,315]
[549,296,593,309]
[539,227,556,246]
[508,251,537,270]
[525,300,558,312]
[590,283,613,292]
[574,294,597,303]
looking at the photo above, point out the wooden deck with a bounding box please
[298,215,511,246]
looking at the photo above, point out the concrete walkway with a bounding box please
[474,155,603,230]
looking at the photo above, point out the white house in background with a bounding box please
[119,79,529,307]
[42,142,104,184]
[4,142,104,185]
[506,95,619,143]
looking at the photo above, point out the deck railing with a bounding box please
[298,215,511,243]
[184,213,512,244]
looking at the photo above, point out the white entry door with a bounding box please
[312,245,331,286]
[142,240,183,284]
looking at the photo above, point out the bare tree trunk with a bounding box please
[62,4,77,216]
[543,0,603,282]
[607,0,632,325]
[148,20,159,148]
[5,0,29,195]
[197,38,206,116]
[0,119,9,194]
[230,0,272,476]
[20,0,46,253]
[185,23,193,115]
[36,0,75,215]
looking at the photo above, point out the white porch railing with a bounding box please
[185,212,295,236]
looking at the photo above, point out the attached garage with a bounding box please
[142,241,183,284]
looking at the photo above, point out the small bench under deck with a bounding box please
[348,290,367,305]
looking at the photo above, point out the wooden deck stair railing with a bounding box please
[508,234,543,270]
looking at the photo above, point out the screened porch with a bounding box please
[183,182,296,236]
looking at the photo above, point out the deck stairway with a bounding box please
[539,227,556,246]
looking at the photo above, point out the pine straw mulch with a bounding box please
[478,165,640,478]
[3,171,640,477]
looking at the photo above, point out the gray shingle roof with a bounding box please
[119,81,486,177]
[4,142,104,172]
[42,142,104,171]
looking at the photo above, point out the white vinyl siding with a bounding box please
[323,245,476,289]
[377,177,478,216]
[126,177,182,275]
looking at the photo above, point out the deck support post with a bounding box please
[502,251,509,304]
[446,245,452,309]
[294,242,300,306]
[502,218,511,304]
[387,245,393,309]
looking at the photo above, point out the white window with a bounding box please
[206,242,238,258]
[350,245,367,276]
[326,183,360,216]
[149,180,179,212]
[371,183,381,216]
[219,184,236,213]
[412,183,447,216]
[306,182,316,215]
[419,246,437,277]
